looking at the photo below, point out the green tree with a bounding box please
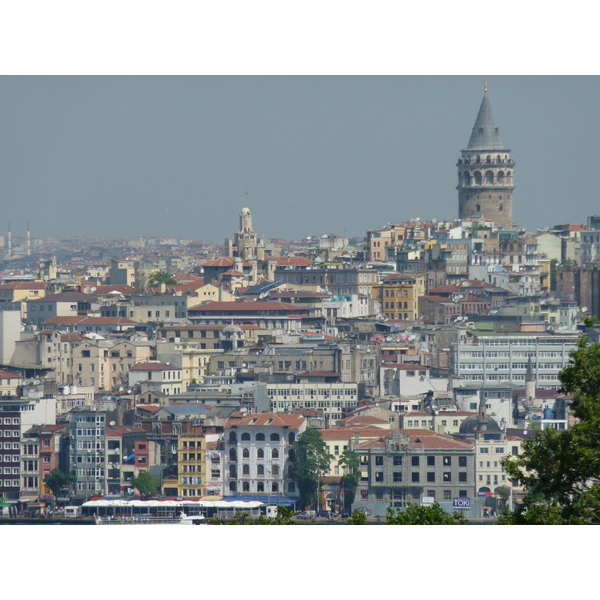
[347,510,367,525]
[229,507,295,525]
[288,428,333,509]
[44,468,73,497]
[148,271,177,287]
[338,449,360,510]
[130,471,158,497]
[500,317,600,524]
[494,485,512,514]
[386,503,469,525]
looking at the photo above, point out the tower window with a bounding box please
[476,204,481,212]
[499,204,503,212]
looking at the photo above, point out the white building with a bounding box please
[265,382,360,421]
[224,412,307,498]
[452,334,578,390]
[380,364,448,398]
[128,362,183,395]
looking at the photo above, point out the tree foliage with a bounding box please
[228,506,295,525]
[148,271,176,287]
[288,428,333,508]
[338,449,360,509]
[130,471,158,497]
[347,510,367,525]
[386,503,469,525]
[44,468,73,497]
[500,317,600,524]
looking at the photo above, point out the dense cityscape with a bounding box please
[1,83,600,526]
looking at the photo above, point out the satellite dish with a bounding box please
[110,421,116,427]
[582,307,588,312]
[90,287,97,292]
[33,379,40,385]
[386,336,392,341]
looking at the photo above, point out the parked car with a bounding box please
[297,510,316,520]
[317,510,332,519]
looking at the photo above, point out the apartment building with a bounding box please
[224,412,306,497]
[354,429,475,508]
[371,274,425,321]
[451,333,578,389]
[69,409,107,500]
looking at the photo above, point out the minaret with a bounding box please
[525,356,536,403]
[457,78,514,229]
[7,223,11,259]
[27,221,31,256]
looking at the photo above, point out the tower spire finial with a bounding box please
[484,76,488,94]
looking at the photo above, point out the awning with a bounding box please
[19,495,39,503]
[125,453,135,463]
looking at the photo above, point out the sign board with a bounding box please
[453,497,471,509]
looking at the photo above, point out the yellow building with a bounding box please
[371,273,425,321]
[177,434,206,498]
[0,281,46,319]
[0,370,23,396]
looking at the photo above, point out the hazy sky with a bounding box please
[1,76,599,243]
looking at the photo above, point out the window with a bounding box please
[459,456,467,467]
[427,456,435,466]
[393,456,402,466]
[427,472,435,482]
[375,456,384,466]
[241,433,251,441]
[412,456,419,467]
[443,472,451,482]
[257,465,264,476]
[256,433,265,441]
[495,447,505,454]
[459,472,467,483]
[411,472,420,483]
[443,456,451,466]
[479,447,489,454]
[443,490,452,500]
[375,472,384,482]
[393,472,402,482]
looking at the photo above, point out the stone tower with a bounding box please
[457,81,514,229]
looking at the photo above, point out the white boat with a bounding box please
[95,511,206,525]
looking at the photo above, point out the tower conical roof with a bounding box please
[466,93,505,151]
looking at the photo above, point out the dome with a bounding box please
[458,414,502,435]
[314,256,323,263]
[233,256,243,263]
[240,207,251,215]
[223,323,243,335]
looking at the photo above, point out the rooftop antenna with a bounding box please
[484,76,488,94]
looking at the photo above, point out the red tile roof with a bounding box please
[188,300,307,312]
[226,412,306,429]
